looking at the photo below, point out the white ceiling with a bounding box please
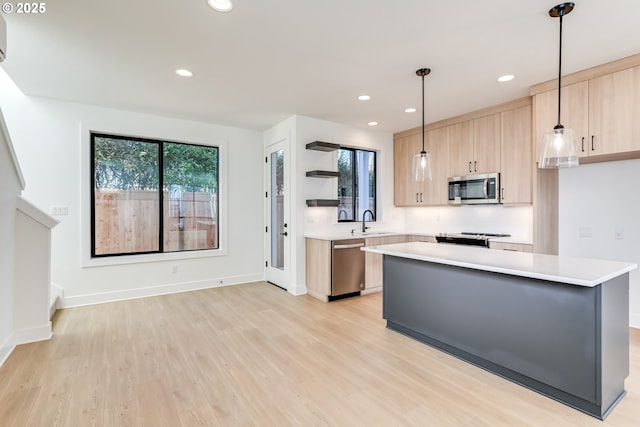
[2,0,639,133]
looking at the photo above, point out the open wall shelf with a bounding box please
[306,199,340,207]
[305,141,340,152]
[306,170,340,178]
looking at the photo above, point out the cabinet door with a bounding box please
[364,235,412,289]
[473,113,501,173]
[449,120,474,176]
[533,82,589,161]
[589,66,640,155]
[423,127,450,205]
[305,239,331,301]
[394,133,424,206]
[501,105,532,204]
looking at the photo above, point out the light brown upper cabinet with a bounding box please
[393,132,426,206]
[533,81,588,160]
[589,66,640,156]
[449,114,501,176]
[394,97,531,208]
[500,105,532,205]
[532,65,640,161]
[423,127,450,205]
[393,128,449,206]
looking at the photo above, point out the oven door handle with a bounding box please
[483,179,489,199]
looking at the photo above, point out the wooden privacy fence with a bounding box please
[94,189,218,255]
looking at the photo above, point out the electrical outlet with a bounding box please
[614,229,624,240]
[171,266,178,274]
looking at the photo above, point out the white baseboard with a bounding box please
[58,273,263,308]
[0,332,15,368]
[14,323,52,345]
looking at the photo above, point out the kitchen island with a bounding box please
[362,242,637,420]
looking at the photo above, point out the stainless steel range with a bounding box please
[435,232,511,248]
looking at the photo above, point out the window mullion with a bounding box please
[352,149,358,220]
[158,142,164,253]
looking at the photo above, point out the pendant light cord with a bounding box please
[421,72,426,154]
[555,10,564,129]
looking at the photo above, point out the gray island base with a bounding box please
[374,244,635,420]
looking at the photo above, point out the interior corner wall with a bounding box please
[559,158,640,328]
[0,91,265,307]
[290,115,400,293]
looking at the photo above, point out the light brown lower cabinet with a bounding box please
[305,238,331,302]
[364,235,437,290]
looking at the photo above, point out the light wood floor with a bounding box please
[1,281,639,426]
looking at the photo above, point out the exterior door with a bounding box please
[265,140,290,289]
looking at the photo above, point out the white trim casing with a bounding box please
[79,123,229,267]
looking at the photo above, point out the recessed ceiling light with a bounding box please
[208,0,233,12]
[368,121,378,126]
[358,95,371,101]
[497,74,515,82]
[405,108,417,113]
[176,69,193,77]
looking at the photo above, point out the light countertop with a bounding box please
[304,231,532,244]
[304,231,435,241]
[362,241,637,287]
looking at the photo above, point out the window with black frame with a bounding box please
[91,133,219,257]
[337,147,376,222]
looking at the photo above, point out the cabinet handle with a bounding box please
[468,162,472,173]
[591,135,595,151]
[420,192,423,203]
[581,137,585,152]
[416,192,419,203]
[474,161,477,172]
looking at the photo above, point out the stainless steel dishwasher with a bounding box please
[331,239,365,297]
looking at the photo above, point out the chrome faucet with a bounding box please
[361,209,375,233]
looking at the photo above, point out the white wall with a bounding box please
[0,70,265,307]
[559,159,640,328]
[404,205,533,242]
[0,109,23,365]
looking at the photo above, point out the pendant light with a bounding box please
[412,68,433,181]
[539,2,578,169]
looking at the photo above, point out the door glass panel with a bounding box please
[270,149,285,270]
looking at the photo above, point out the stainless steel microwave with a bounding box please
[448,172,500,205]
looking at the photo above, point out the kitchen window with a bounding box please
[91,133,219,257]
[337,147,376,222]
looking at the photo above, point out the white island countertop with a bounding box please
[362,242,637,287]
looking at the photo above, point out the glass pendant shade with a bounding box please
[539,127,578,168]
[412,151,432,181]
